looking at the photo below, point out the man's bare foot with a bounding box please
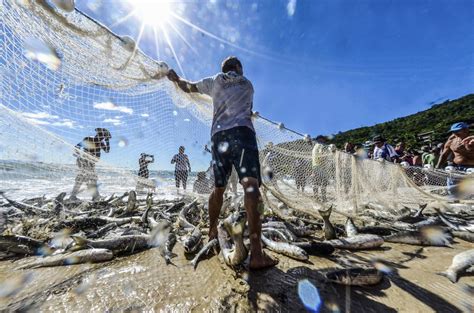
[249,251,278,270]
[208,227,218,241]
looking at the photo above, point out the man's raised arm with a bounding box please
[436,139,452,169]
[162,69,199,93]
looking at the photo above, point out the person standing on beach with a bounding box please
[171,146,191,190]
[136,153,154,192]
[165,56,277,269]
[70,128,111,201]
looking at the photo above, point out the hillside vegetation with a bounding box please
[330,94,474,149]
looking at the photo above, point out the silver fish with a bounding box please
[178,199,198,229]
[218,211,248,267]
[261,235,308,261]
[452,231,474,243]
[319,206,336,240]
[0,235,45,256]
[262,228,290,242]
[384,229,451,246]
[345,218,358,237]
[126,190,137,213]
[16,248,113,269]
[326,267,383,286]
[436,209,474,232]
[162,232,177,265]
[440,249,474,283]
[191,238,218,269]
[183,227,202,254]
[325,234,384,250]
[71,235,150,254]
[0,192,49,216]
[292,241,335,256]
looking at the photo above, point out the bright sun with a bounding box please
[128,0,172,27]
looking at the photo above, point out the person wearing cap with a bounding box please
[372,135,398,162]
[165,56,277,269]
[70,128,111,201]
[436,122,474,170]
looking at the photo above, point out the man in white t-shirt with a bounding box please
[166,56,277,269]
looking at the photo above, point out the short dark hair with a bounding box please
[221,56,242,73]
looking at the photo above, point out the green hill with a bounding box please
[329,94,474,149]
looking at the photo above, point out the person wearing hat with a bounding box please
[436,122,474,170]
[70,128,111,201]
[372,135,398,162]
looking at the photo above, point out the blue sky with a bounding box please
[78,0,474,135]
[2,0,474,171]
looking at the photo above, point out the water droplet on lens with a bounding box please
[240,167,247,174]
[217,141,229,153]
[118,138,128,148]
[298,279,322,312]
[24,37,61,71]
[262,166,273,182]
[0,272,34,298]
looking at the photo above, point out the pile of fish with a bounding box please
[0,190,473,286]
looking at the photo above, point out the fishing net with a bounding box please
[1,1,472,213]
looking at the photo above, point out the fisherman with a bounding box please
[436,122,473,197]
[136,153,154,193]
[436,122,474,170]
[193,171,211,194]
[171,146,191,191]
[293,157,307,192]
[372,135,398,162]
[70,128,111,201]
[166,56,277,269]
[311,135,330,202]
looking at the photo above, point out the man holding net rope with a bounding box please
[70,128,111,201]
[165,56,277,269]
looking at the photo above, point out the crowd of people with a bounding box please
[69,56,472,270]
[340,121,474,171]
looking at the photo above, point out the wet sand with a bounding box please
[0,238,472,312]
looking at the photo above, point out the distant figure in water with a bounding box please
[171,146,191,190]
[70,128,111,201]
[136,153,154,193]
[193,171,211,194]
[166,56,278,269]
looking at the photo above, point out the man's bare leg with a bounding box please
[241,177,278,270]
[208,186,225,240]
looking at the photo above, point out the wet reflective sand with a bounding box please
[1,240,472,312]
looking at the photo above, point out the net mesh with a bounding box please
[0,0,471,215]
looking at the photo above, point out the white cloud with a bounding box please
[21,111,76,128]
[22,112,59,119]
[141,113,149,117]
[287,0,296,17]
[25,118,51,125]
[93,101,133,115]
[103,118,123,126]
[52,120,75,128]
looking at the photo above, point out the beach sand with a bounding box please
[0,237,472,312]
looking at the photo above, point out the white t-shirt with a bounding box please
[195,71,255,137]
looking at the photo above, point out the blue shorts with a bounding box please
[211,126,261,188]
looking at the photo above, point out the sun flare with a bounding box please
[128,0,172,27]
